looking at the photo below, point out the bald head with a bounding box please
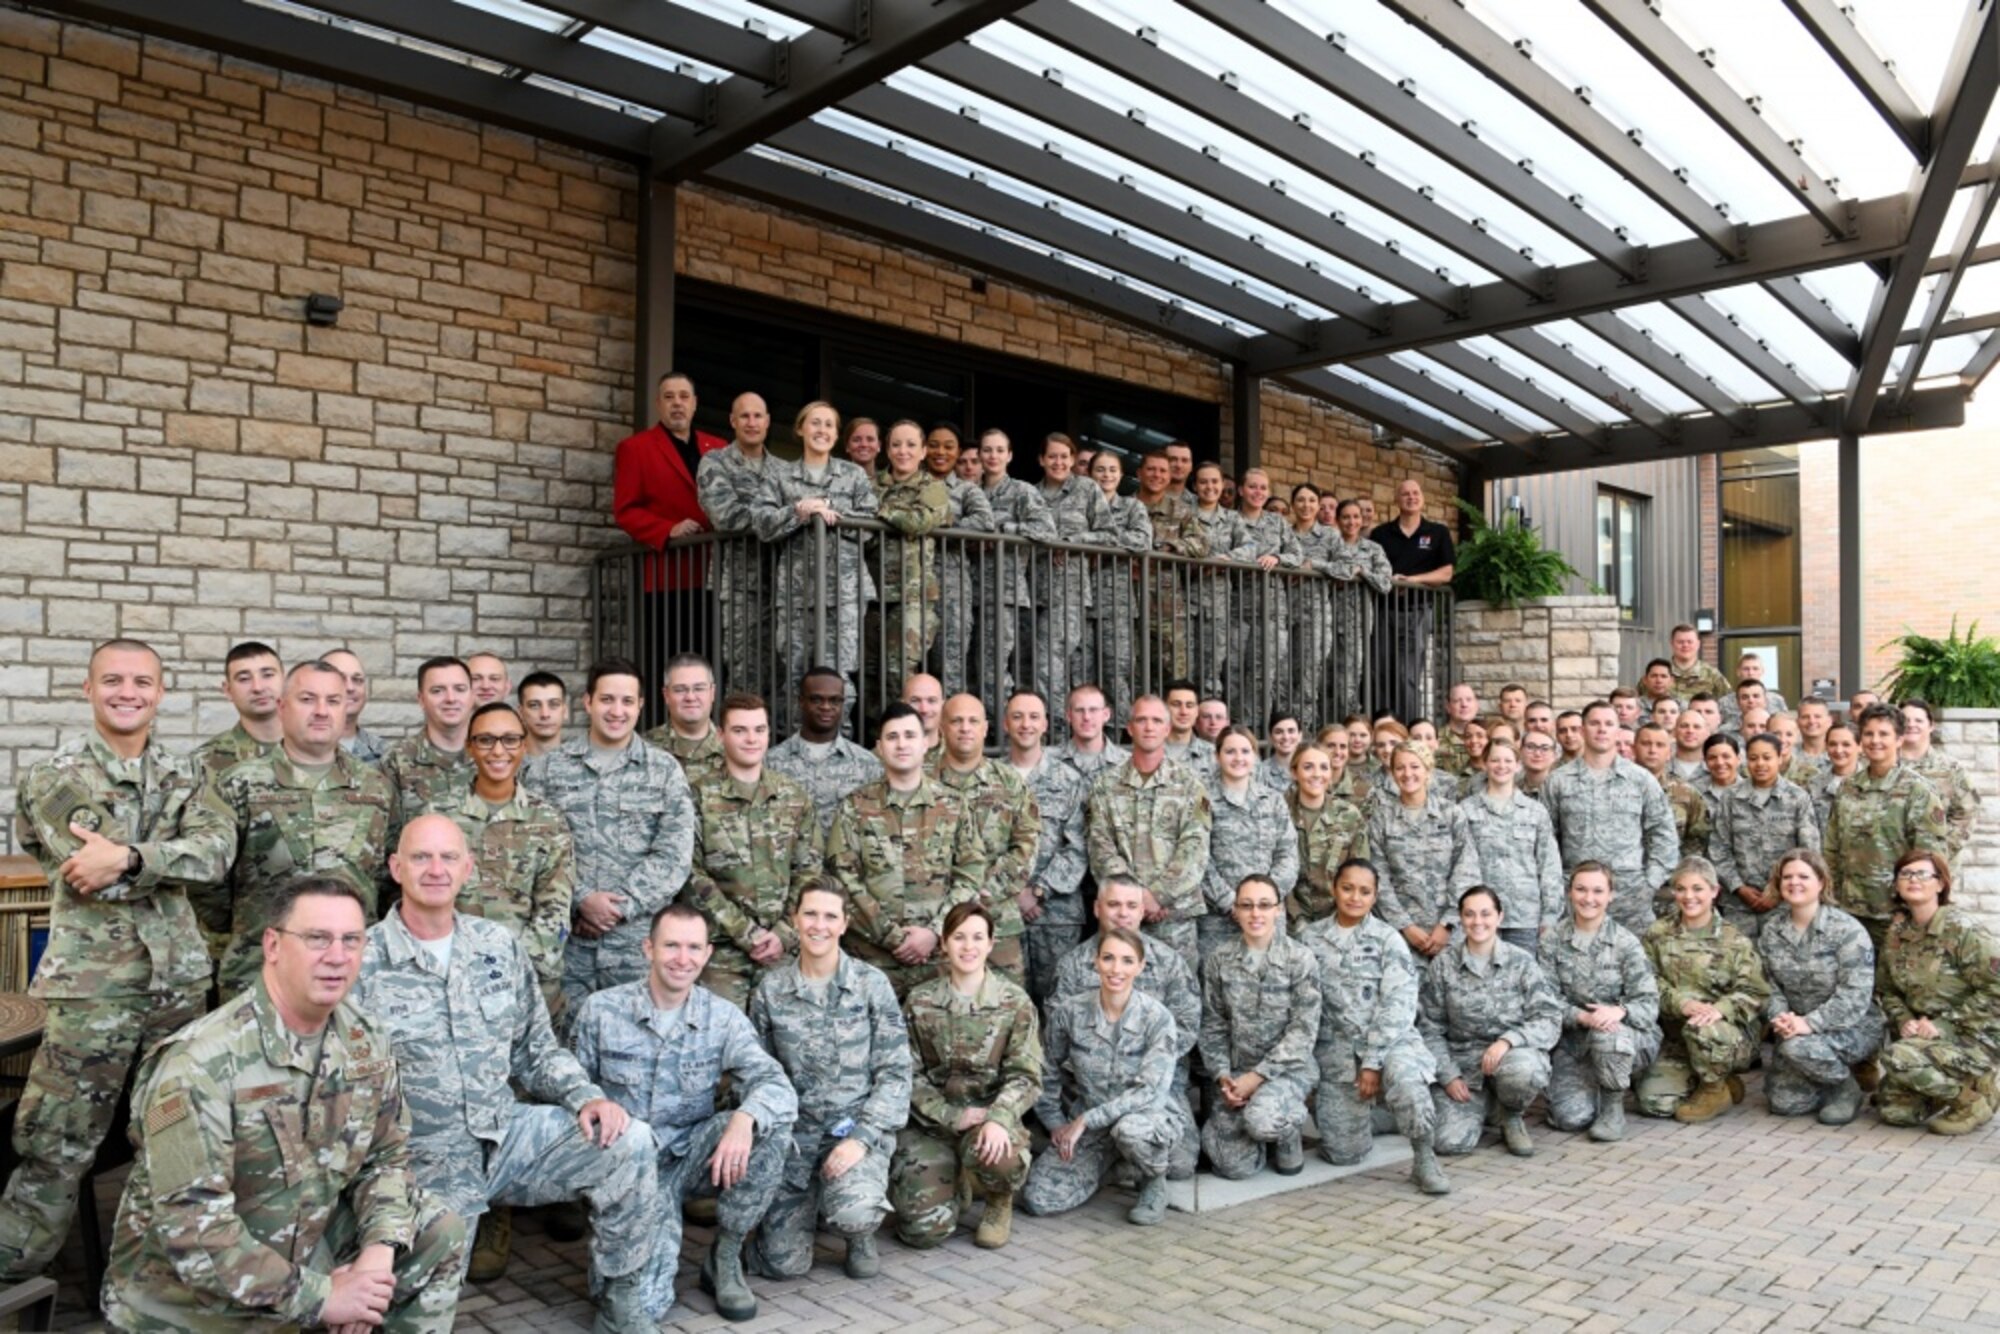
[943,693,989,765]
[390,813,473,918]
[902,673,944,737]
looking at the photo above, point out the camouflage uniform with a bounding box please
[1459,789,1564,940]
[1142,494,1208,686]
[1667,657,1732,703]
[1806,765,1851,837]
[1086,759,1213,975]
[1022,989,1190,1214]
[570,981,797,1318]
[875,471,951,699]
[1417,941,1563,1155]
[377,732,474,854]
[1197,934,1321,1179]
[433,786,573,1012]
[1710,779,1820,938]
[1433,727,1474,780]
[1319,535,1393,718]
[698,444,780,693]
[1012,753,1089,1004]
[1653,767,1712,863]
[191,721,272,778]
[1188,506,1255,703]
[747,954,911,1276]
[196,747,394,999]
[936,759,1041,984]
[1876,906,2000,1121]
[766,732,882,831]
[1285,792,1373,936]
[975,474,1058,700]
[1636,918,1770,1116]
[643,725,725,788]
[1202,778,1300,963]
[1256,754,1293,796]
[1287,524,1338,728]
[891,972,1041,1247]
[1086,495,1153,723]
[1824,763,1950,948]
[753,458,879,719]
[102,979,464,1333]
[1368,791,1484,936]
[685,768,825,1011]
[1785,751,1831,789]
[1235,511,1299,720]
[1299,915,1437,1165]
[521,736,695,1014]
[343,725,389,766]
[1036,476,1111,727]
[935,476,996,699]
[354,912,659,1298]
[1163,736,1216,783]
[1537,920,1661,1131]
[825,777,987,1000]
[1540,758,1678,937]
[1908,748,1978,872]
[1755,905,1882,1114]
[1051,739,1129,792]
[0,733,220,1280]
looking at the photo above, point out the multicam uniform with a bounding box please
[1418,940,1564,1154]
[1201,777,1300,963]
[935,759,1041,984]
[103,979,465,1333]
[1636,917,1770,1117]
[1824,762,1950,951]
[685,768,825,1011]
[1198,933,1321,1179]
[826,776,987,1000]
[1012,752,1089,1004]
[1086,759,1212,975]
[191,721,272,779]
[1756,904,1882,1114]
[1283,790,1368,936]
[890,972,1041,1248]
[1876,906,2000,1124]
[1907,748,1978,874]
[875,471,951,700]
[747,953,911,1276]
[643,726,724,788]
[1537,919,1661,1131]
[377,733,474,854]
[0,733,221,1279]
[441,785,574,1010]
[1299,914,1437,1165]
[1667,657,1732,703]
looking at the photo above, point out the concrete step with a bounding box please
[1166,1135,1414,1214]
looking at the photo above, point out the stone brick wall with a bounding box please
[1257,380,1460,524]
[1454,595,1623,711]
[1938,711,2000,934]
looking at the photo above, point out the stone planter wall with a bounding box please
[1939,709,2000,934]
[1454,595,1623,712]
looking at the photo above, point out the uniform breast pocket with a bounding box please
[616,794,667,853]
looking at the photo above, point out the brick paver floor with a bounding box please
[38,1077,2000,1331]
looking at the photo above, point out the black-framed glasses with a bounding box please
[468,733,526,751]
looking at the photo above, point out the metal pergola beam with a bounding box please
[1581,0,1852,239]
[1418,344,1609,442]
[32,0,657,157]
[650,0,1033,179]
[1013,3,1547,299]
[754,0,863,38]
[1353,357,1539,446]
[1843,0,2000,434]
[1664,295,1826,411]
[1245,192,1911,375]
[835,84,1388,329]
[538,0,784,84]
[754,122,1318,343]
[1899,309,2000,342]
[1780,0,1930,160]
[1964,330,2000,384]
[1279,370,1480,458]
[702,153,1252,361]
[1763,275,1862,363]
[1895,137,2000,403]
[918,42,1459,314]
[1181,0,1645,279]
[1491,329,1675,440]
[1473,384,1966,479]
[1576,312,1750,422]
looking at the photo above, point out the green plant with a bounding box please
[1878,618,2000,708]
[1449,498,1579,606]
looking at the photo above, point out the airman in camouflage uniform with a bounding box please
[379,731,475,853]
[698,404,783,692]
[891,969,1041,1248]
[192,721,274,779]
[1035,444,1111,725]
[1905,746,1978,870]
[1085,722,1213,976]
[521,725,696,1014]
[1319,518,1394,717]
[1368,789,1483,938]
[1299,908,1444,1187]
[936,698,1042,984]
[103,885,464,1333]
[1011,746,1089,1004]
[1638,906,1770,1118]
[1460,787,1564,941]
[1757,901,1881,1119]
[1538,915,1660,1137]
[645,723,724,787]
[1022,981,1189,1221]
[975,441,1059,699]
[354,859,660,1326]
[0,643,222,1282]
[1139,466,1208,686]
[1199,917,1322,1179]
[442,784,573,1009]
[194,641,283,780]
[934,464,997,698]
[875,461,951,698]
[1288,785,1373,938]
[1233,491,1300,718]
[1085,477,1153,724]
[753,453,879,713]
[1541,747,1678,937]
[1203,775,1299,961]
[1825,761,1949,950]
[768,735,882,830]
[1287,514,1339,728]
[746,899,911,1282]
[1711,777,1820,938]
[686,764,824,1011]
[1418,936,1564,1155]
[1667,652,1732,704]
[1877,902,2000,1130]
[1188,493,1255,703]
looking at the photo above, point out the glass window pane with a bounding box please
[1721,472,1801,628]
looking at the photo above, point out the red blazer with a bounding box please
[613,423,729,591]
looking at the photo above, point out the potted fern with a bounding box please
[1450,498,1579,606]
[1879,618,2000,709]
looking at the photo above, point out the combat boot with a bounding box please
[1500,1113,1534,1157]
[843,1229,880,1279]
[1929,1080,1996,1136]
[545,1200,588,1243]
[1816,1076,1863,1127]
[592,1274,651,1334]
[974,1190,1014,1249]
[1726,1074,1746,1105]
[1409,1139,1451,1195]
[1589,1090,1626,1142]
[1854,1057,1881,1093]
[1273,1126,1304,1176]
[684,1196,719,1225]
[1128,1174,1168,1226]
[699,1230,757,1322]
[1875,1085,1926,1126]
[467,1205,513,1282]
[1675,1078,1734,1123]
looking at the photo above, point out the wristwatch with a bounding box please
[125,846,142,875]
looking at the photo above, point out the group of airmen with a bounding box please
[3,598,1989,1329]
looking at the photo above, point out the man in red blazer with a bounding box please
[613,371,729,699]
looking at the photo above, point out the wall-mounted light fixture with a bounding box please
[304,293,343,327]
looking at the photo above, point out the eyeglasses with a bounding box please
[468,733,526,751]
[1894,867,1940,883]
[274,928,366,952]
[666,683,713,697]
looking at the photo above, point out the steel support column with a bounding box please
[1232,367,1262,475]
[636,175,677,434]
[1838,429,1863,696]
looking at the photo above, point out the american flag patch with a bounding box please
[145,1092,191,1135]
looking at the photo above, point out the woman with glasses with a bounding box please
[1201,728,1299,966]
[456,701,573,1013]
[1754,849,1879,1125]
[1876,851,2000,1134]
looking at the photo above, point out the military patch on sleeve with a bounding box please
[144,1091,190,1136]
[144,1090,209,1196]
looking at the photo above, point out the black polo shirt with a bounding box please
[1371,518,1455,577]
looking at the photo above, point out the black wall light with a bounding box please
[304,293,343,327]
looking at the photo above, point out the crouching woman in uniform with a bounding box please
[1538,862,1660,1143]
[1637,856,1770,1122]
[1876,850,2000,1135]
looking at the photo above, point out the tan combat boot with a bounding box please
[974,1190,1014,1249]
[1930,1079,1997,1136]
[468,1205,513,1282]
[1674,1078,1734,1123]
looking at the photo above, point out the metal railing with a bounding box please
[595,519,1453,740]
